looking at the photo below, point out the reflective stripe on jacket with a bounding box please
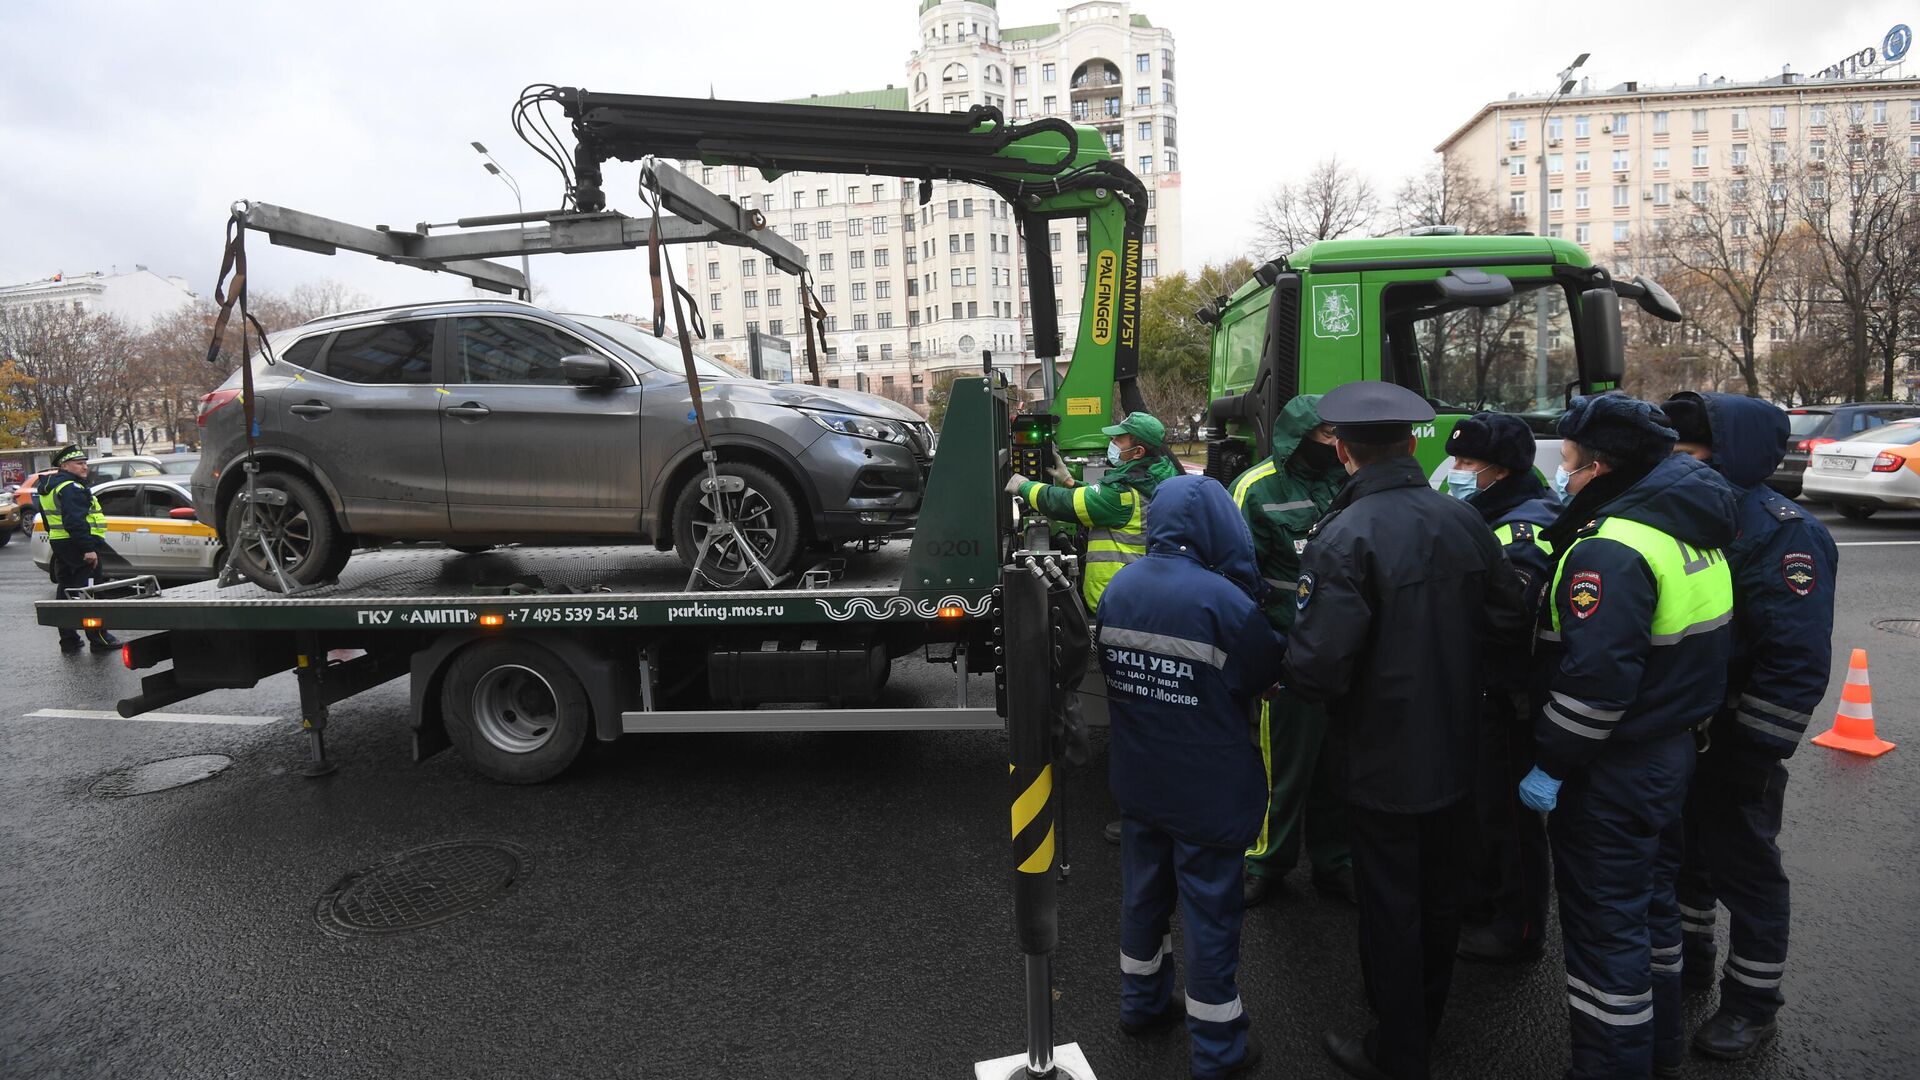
[38,479,106,543]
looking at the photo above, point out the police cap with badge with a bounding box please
[1317,380,1436,445]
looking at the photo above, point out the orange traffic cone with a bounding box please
[1811,648,1896,757]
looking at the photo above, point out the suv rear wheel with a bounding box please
[671,461,802,585]
[222,471,344,589]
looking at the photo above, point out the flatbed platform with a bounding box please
[36,542,997,632]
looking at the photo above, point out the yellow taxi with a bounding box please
[32,476,224,583]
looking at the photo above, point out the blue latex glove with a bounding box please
[1518,766,1562,813]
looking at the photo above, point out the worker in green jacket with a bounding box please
[1230,394,1354,907]
[1009,411,1178,614]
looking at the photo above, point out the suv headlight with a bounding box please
[800,409,910,444]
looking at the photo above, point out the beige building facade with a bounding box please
[687,0,1182,409]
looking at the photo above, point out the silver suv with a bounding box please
[192,299,931,586]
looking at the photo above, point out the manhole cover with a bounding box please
[315,839,529,937]
[90,754,232,798]
[1875,619,1920,638]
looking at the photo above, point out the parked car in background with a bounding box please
[15,468,56,526]
[87,455,165,485]
[1771,403,1920,496]
[1800,417,1920,520]
[193,299,932,588]
[0,494,18,545]
[33,476,223,583]
[156,455,200,476]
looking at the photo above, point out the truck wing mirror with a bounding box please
[1433,268,1514,307]
[1629,275,1684,322]
[561,354,619,387]
[1578,288,1625,385]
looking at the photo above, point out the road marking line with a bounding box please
[1835,541,1920,547]
[21,709,278,727]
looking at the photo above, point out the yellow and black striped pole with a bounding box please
[1002,565,1063,1078]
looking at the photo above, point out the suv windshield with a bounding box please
[572,315,742,380]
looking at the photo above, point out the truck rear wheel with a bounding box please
[442,640,591,784]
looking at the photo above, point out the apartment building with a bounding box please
[688,0,1182,410]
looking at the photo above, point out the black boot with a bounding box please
[1312,865,1358,906]
[1243,872,1284,908]
[88,632,122,653]
[1320,1030,1392,1080]
[1692,1009,1777,1060]
[1198,1027,1263,1079]
[60,635,84,654]
[1456,924,1543,964]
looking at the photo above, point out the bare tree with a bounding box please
[1253,157,1377,257]
[1390,157,1521,236]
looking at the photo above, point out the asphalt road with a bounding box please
[2,506,1917,1080]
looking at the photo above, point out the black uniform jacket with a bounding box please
[1282,456,1531,814]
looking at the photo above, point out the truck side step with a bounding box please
[621,707,1000,734]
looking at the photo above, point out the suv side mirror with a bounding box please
[169,506,198,521]
[561,354,620,387]
[1578,287,1625,385]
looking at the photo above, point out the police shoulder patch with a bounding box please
[1569,570,1602,619]
[1782,551,1817,596]
[1296,571,1315,611]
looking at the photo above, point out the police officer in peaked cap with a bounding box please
[1283,381,1531,1080]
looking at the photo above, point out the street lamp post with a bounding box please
[470,141,533,297]
[1536,52,1589,410]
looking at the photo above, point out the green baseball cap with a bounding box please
[1101,411,1166,447]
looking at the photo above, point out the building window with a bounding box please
[1810,103,1828,127]
[852,314,868,331]
[818,252,834,271]
[1136,52,1150,72]
[741,259,757,277]
[1730,143,1748,166]
[1613,184,1630,208]
[1691,180,1708,202]
[1509,118,1527,144]
[876,280,891,299]
[707,262,720,279]
[818,220,832,239]
[1041,63,1055,82]
[872,183,885,202]
[1548,189,1563,211]
[1651,148,1668,171]
[1510,192,1526,214]
[1810,139,1826,162]
[1574,114,1590,138]
[1910,135,1920,159]
[1548,153,1563,174]
[1575,187,1590,209]
[1770,141,1787,165]
[743,290,758,308]
[1042,95,1057,115]
[1135,87,1150,106]
[1613,222,1630,243]
[1137,120,1153,142]
[872,215,888,235]
[1691,146,1709,168]
[1138,155,1154,174]
[1574,151,1590,172]
[1143,258,1157,278]
[850,282,866,301]
[965,267,977,285]
[1652,183,1670,206]
[1143,224,1156,244]
[874,249,889,268]
[792,223,808,241]
[848,218,864,238]
[1575,223,1591,244]
[746,320,759,334]
[1509,156,1526,177]
[1611,112,1629,134]
[768,319,784,336]
[950,267,962,286]
[766,287,782,307]
[849,250,866,269]
[1770,104,1788,129]
[1610,149,1629,172]
[819,284,835,303]
[712,323,724,338]
[1872,100,1888,125]
[1652,111,1669,135]
[708,292,722,310]
[1692,109,1709,133]
[1547,116,1563,141]
[967,301,978,318]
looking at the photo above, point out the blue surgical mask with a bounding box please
[1446,467,1482,500]
[1107,440,1123,466]
[1553,465,1571,500]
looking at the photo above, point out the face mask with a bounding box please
[1107,441,1123,466]
[1294,439,1338,472]
[1446,468,1482,500]
[1554,462,1593,499]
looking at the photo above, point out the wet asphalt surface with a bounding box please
[2,506,1917,1080]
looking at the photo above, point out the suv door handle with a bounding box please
[446,402,492,420]
[289,401,331,417]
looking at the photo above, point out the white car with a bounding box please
[1801,416,1920,520]
[33,476,224,583]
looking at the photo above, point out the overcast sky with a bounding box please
[2,0,1911,317]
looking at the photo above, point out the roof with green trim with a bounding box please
[778,87,910,110]
[1000,12,1152,41]
[920,0,995,10]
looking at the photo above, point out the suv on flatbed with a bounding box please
[193,299,933,587]
[1771,403,1920,496]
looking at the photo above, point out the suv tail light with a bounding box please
[1873,452,1907,473]
[197,388,242,428]
[1795,437,1837,454]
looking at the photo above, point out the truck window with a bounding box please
[325,321,436,384]
[1381,280,1578,413]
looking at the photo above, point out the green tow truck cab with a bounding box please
[1197,233,1683,482]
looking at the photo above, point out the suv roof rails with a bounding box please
[299,296,541,327]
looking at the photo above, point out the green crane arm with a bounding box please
[546,87,1147,450]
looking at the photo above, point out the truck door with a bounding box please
[440,315,643,534]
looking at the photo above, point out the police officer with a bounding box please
[1098,474,1286,1080]
[1443,413,1560,964]
[37,446,122,654]
[1662,392,1838,1061]
[1008,411,1178,614]
[1230,394,1352,907]
[1523,394,1738,1079]
[1284,382,1530,1080]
